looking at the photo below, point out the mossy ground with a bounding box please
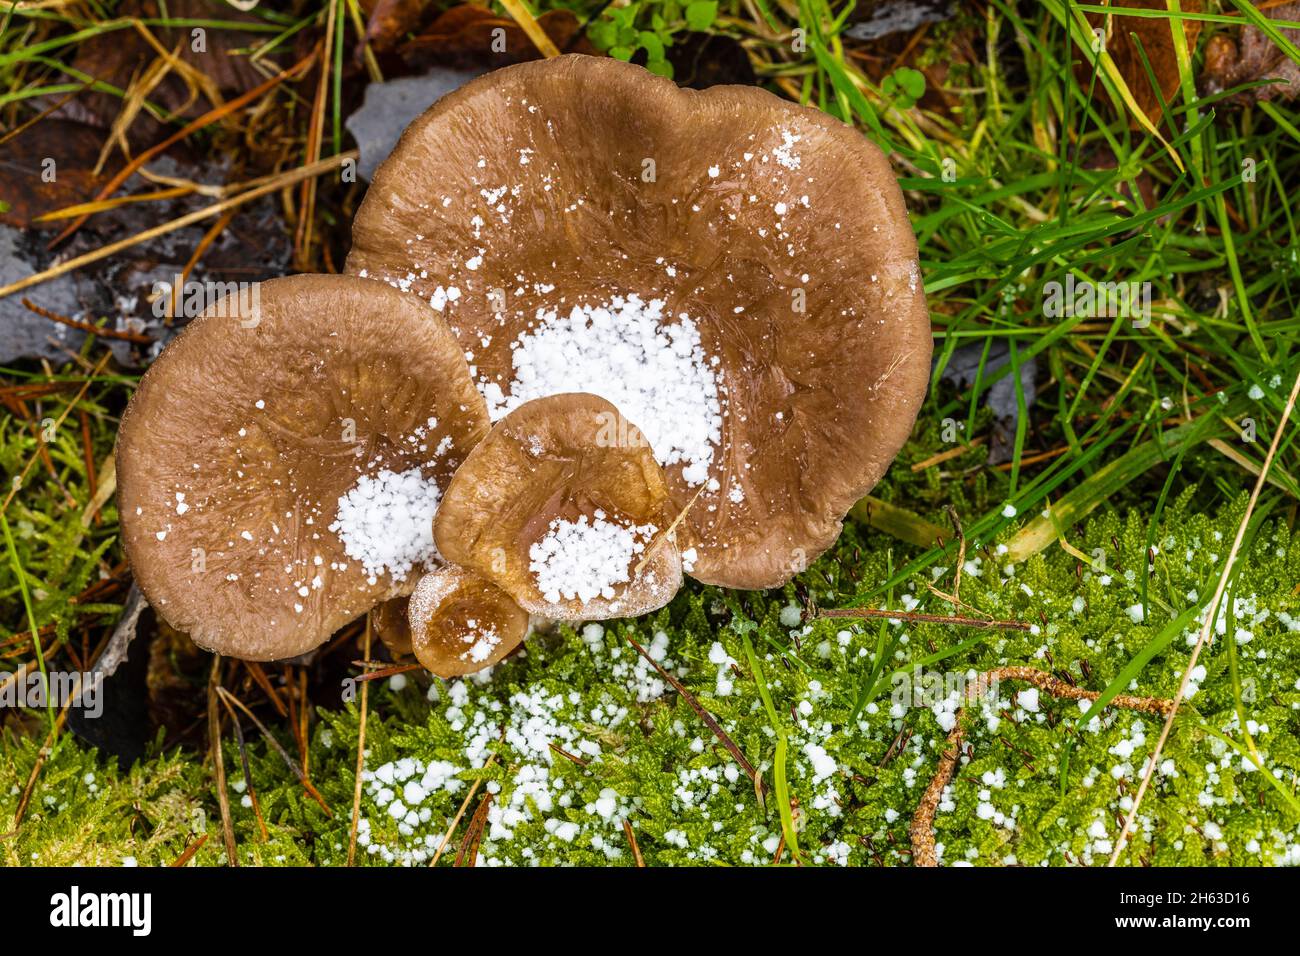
[5,490,1300,867]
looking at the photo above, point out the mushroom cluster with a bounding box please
[117,55,930,676]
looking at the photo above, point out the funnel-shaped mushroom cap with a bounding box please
[346,54,930,589]
[434,393,682,619]
[408,565,529,677]
[117,274,490,661]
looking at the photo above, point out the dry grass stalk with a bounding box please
[208,656,239,866]
[819,607,1031,631]
[0,151,356,303]
[347,611,372,866]
[2,351,111,516]
[170,833,209,867]
[498,0,562,57]
[623,819,645,867]
[48,52,316,247]
[430,745,501,867]
[1109,362,1300,865]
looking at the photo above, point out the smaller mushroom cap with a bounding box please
[409,565,529,677]
[434,393,682,620]
[117,274,490,661]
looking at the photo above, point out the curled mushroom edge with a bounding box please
[408,564,532,678]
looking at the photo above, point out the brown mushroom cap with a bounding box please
[346,54,931,590]
[433,393,682,619]
[116,274,490,661]
[408,565,530,677]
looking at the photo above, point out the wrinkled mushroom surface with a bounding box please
[408,565,529,677]
[117,274,490,660]
[434,393,682,619]
[347,54,931,589]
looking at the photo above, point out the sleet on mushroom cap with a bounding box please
[346,53,932,590]
[116,274,490,661]
[408,564,530,678]
[433,393,683,620]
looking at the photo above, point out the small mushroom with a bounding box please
[408,565,530,677]
[433,393,682,619]
[117,274,490,660]
[346,54,931,590]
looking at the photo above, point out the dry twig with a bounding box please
[430,744,502,867]
[48,53,316,247]
[21,298,153,343]
[170,833,209,867]
[0,152,356,302]
[819,607,1031,631]
[623,819,645,867]
[625,634,766,795]
[910,667,1172,867]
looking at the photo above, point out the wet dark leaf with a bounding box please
[0,124,291,365]
[1202,2,1300,104]
[365,0,432,53]
[399,4,594,71]
[938,341,1038,466]
[666,31,755,88]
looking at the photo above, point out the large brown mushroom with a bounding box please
[117,274,490,660]
[346,54,931,590]
[408,565,530,678]
[433,393,682,619]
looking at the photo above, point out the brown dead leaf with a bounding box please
[1084,0,1203,127]
[1202,1,1300,103]
[365,0,430,53]
[0,120,121,229]
[399,3,594,70]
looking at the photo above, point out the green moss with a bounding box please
[4,492,1299,866]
